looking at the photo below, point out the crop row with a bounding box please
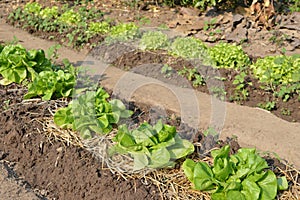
[0,42,290,199]
[7,2,300,114]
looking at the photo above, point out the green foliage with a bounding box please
[251,54,300,101]
[8,2,104,48]
[40,6,59,19]
[178,66,206,87]
[109,120,194,170]
[163,0,239,10]
[58,9,82,25]
[183,145,288,200]
[258,101,276,111]
[54,88,133,139]
[106,22,140,42]
[204,18,217,31]
[208,42,251,70]
[0,44,51,85]
[169,37,208,61]
[87,21,111,35]
[161,64,173,78]
[24,60,76,100]
[232,72,252,101]
[139,31,169,50]
[23,2,42,15]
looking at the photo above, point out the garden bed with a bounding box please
[0,0,300,199]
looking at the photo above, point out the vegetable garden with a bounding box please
[0,0,299,199]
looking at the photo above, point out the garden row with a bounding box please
[7,2,300,121]
[0,40,291,199]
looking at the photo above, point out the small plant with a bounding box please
[2,99,10,110]
[178,66,206,87]
[169,37,208,60]
[209,86,227,101]
[106,22,140,42]
[281,108,291,116]
[161,64,173,78]
[0,44,52,85]
[203,18,217,31]
[232,72,252,101]
[257,101,276,111]
[208,42,251,70]
[87,21,110,35]
[139,31,169,51]
[46,44,61,62]
[109,120,194,170]
[57,9,82,25]
[24,60,76,100]
[39,6,59,19]
[251,54,300,99]
[54,88,133,139]
[183,145,288,200]
[23,2,42,15]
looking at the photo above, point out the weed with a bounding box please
[281,108,291,116]
[257,101,276,111]
[161,64,173,78]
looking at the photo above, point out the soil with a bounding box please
[0,84,161,200]
[0,0,300,199]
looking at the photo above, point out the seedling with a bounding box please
[281,108,291,116]
[161,64,173,78]
[139,31,169,50]
[203,18,217,31]
[257,101,276,111]
[2,100,10,110]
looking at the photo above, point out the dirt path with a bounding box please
[1,18,300,169]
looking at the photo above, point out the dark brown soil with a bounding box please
[0,85,160,200]
[1,83,297,199]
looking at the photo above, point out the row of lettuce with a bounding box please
[7,2,300,107]
[0,42,290,199]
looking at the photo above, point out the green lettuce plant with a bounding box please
[208,42,251,70]
[183,145,288,200]
[109,120,194,171]
[169,37,208,59]
[139,31,169,50]
[24,61,76,100]
[251,54,300,101]
[0,44,52,85]
[54,88,133,139]
[106,22,140,42]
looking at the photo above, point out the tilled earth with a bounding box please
[0,84,160,200]
[0,0,300,199]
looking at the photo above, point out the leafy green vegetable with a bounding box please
[23,2,42,15]
[57,9,82,25]
[110,120,194,170]
[183,145,287,200]
[251,54,300,101]
[40,6,59,19]
[0,44,51,85]
[87,21,111,35]
[24,65,76,100]
[169,37,208,60]
[139,31,169,50]
[54,88,133,139]
[106,22,140,42]
[208,42,251,70]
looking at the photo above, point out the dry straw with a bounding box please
[44,103,300,200]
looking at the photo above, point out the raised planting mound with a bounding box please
[0,43,299,199]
